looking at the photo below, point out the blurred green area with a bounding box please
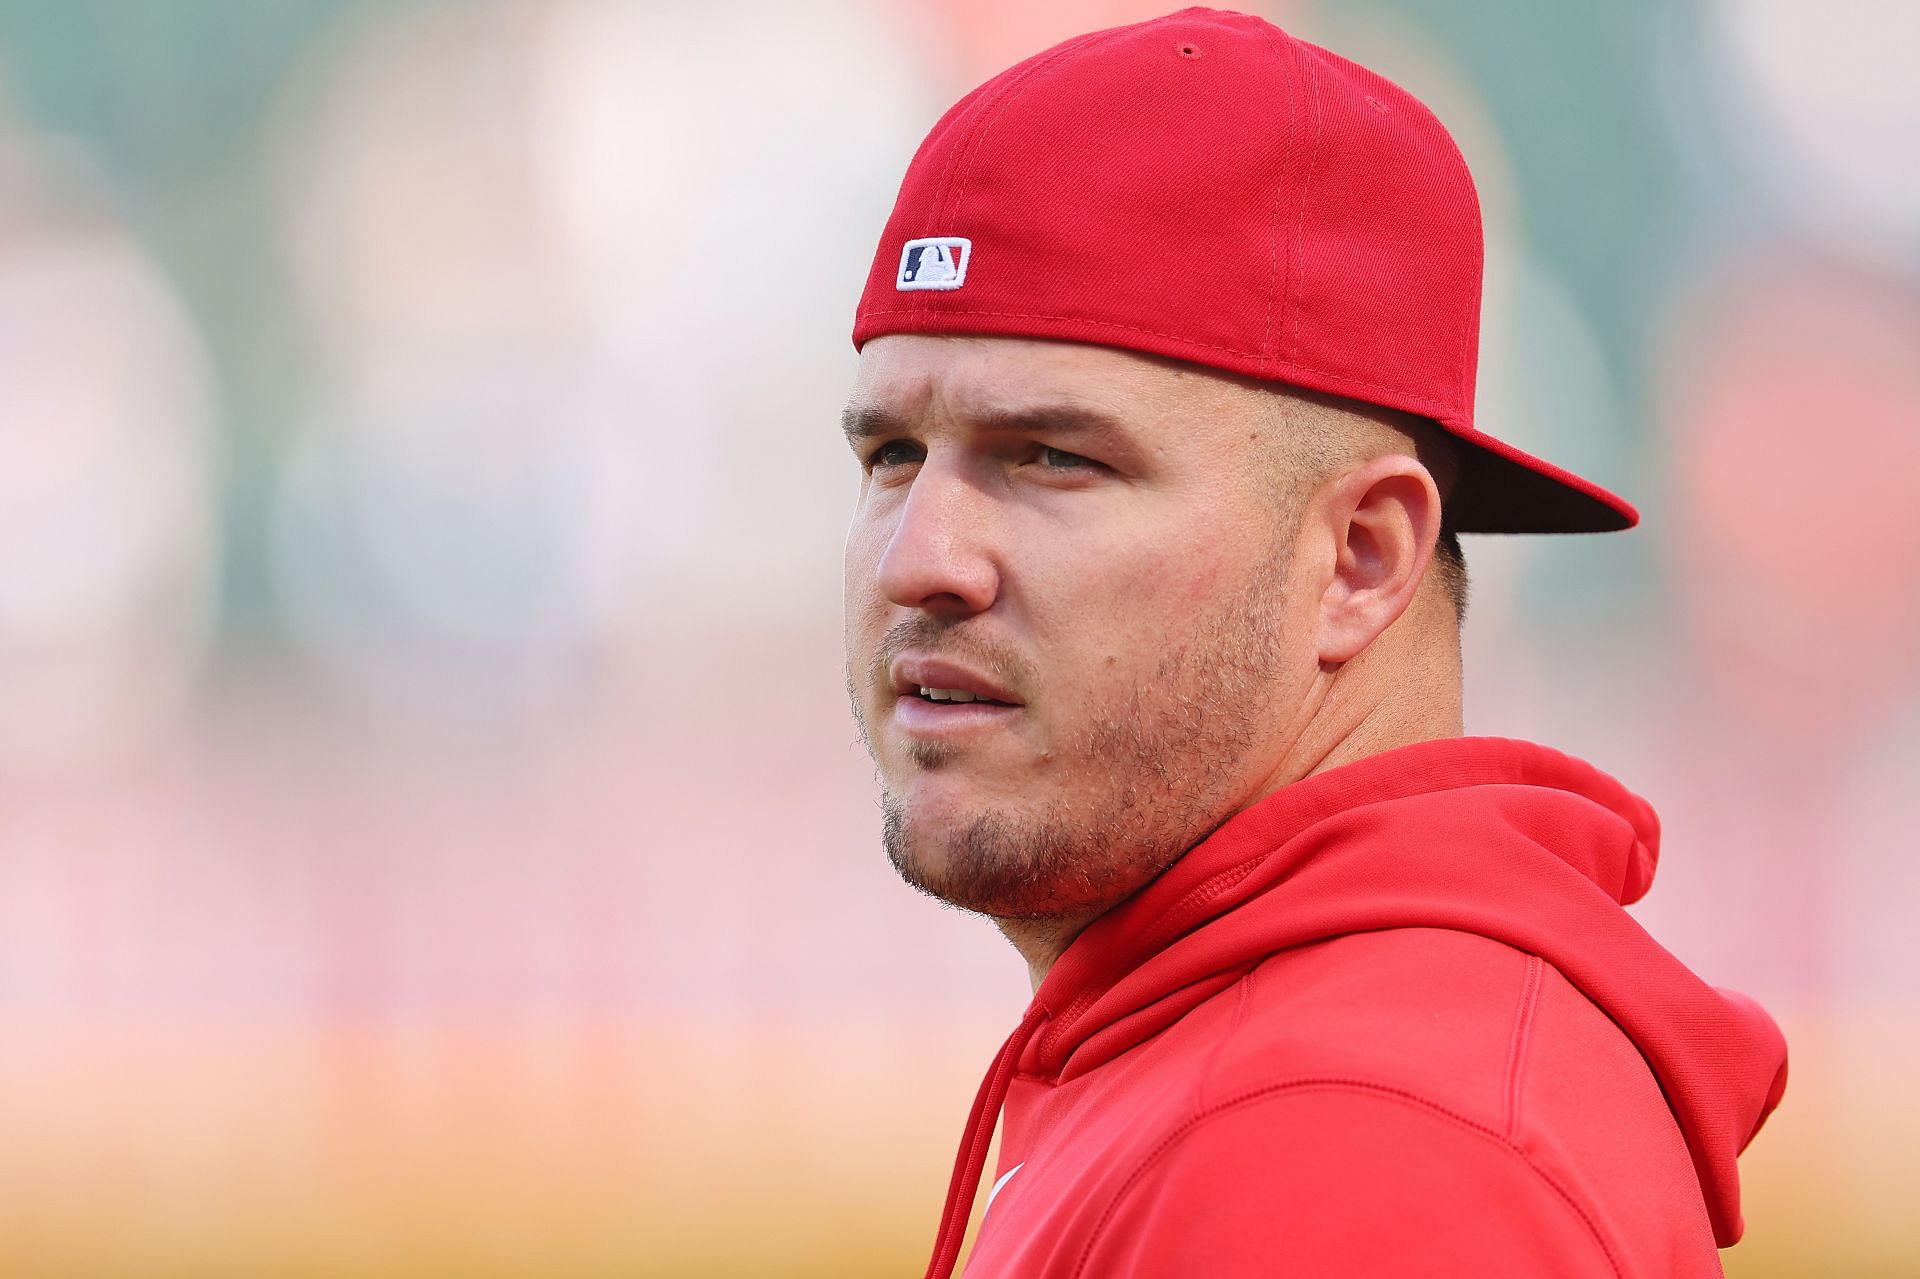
[0,1,337,629]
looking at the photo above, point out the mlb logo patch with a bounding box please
[897,237,971,291]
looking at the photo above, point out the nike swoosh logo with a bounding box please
[984,1162,1024,1219]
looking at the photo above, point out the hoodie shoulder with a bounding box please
[1075,1081,1625,1279]
[1196,926,1721,1276]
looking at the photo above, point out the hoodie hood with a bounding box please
[921,737,1787,1278]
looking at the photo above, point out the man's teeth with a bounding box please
[919,686,978,702]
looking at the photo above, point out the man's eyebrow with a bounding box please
[840,403,1136,446]
[841,405,904,444]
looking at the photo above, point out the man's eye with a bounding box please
[1039,446,1097,469]
[868,440,925,469]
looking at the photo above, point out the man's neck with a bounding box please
[1001,638,1465,994]
[997,914,1102,994]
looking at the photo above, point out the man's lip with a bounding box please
[888,654,1023,706]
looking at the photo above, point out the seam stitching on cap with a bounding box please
[914,108,980,330]
[927,63,1047,254]
[855,307,1449,412]
[1288,50,1327,365]
[1456,247,1476,415]
[913,34,1106,327]
[944,27,1134,234]
[927,34,1093,230]
[1255,22,1296,375]
[1443,145,1481,418]
[918,111,976,270]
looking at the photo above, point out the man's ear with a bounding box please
[1312,455,1444,664]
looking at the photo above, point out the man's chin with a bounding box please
[889,852,1096,920]
[880,796,1151,921]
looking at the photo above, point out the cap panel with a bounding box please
[853,28,1118,330]
[1284,40,1484,426]
[858,11,1306,364]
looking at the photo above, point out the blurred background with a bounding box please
[0,0,1914,1274]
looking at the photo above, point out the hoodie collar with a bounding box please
[1031,736,1658,1049]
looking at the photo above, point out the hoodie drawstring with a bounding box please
[923,1004,1049,1279]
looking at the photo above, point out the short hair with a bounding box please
[1431,524,1469,627]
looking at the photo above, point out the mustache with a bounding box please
[868,615,1034,700]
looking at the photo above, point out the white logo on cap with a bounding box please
[897,237,971,291]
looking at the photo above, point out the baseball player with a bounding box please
[840,9,1786,1277]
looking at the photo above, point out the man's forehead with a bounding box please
[846,334,1246,428]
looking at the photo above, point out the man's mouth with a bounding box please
[888,652,1025,709]
[910,685,1017,706]
[892,683,1022,741]
[886,656,1025,742]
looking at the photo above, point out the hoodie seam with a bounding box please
[1191,967,1258,1111]
[1071,1078,1625,1279]
[1504,955,1545,1142]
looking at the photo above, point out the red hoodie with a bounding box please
[921,737,1787,1278]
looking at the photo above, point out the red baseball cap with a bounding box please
[852,6,1637,534]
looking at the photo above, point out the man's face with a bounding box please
[843,336,1317,922]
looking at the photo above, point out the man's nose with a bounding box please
[874,467,1000,617]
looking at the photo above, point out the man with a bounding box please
[840,9,1786,1277]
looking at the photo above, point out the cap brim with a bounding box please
[1439,418,1638,534]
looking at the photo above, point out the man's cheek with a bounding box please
[843,518,887,592]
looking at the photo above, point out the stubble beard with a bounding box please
[850,539,1293,924]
